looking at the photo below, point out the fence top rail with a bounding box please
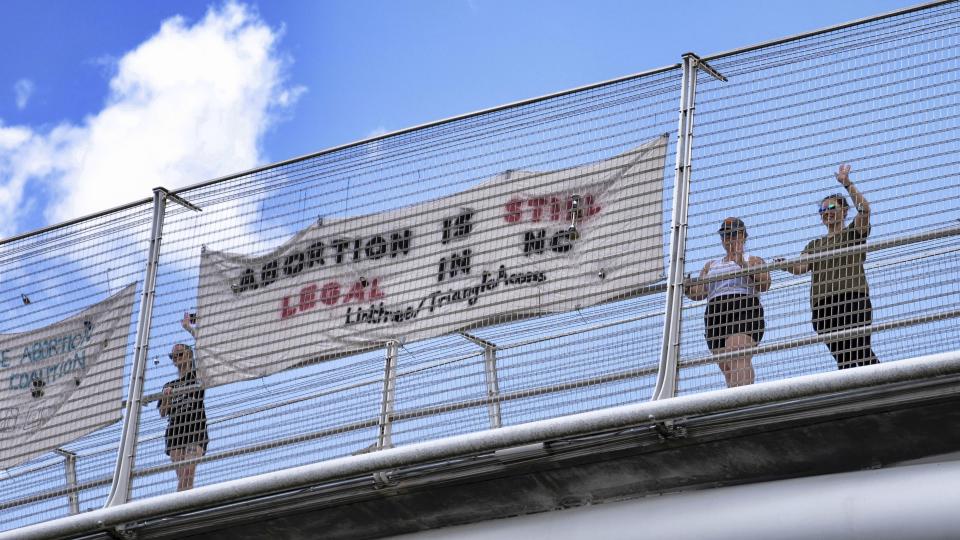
[0,197,153,247]
[701,0,956,63]
[167,64,681,197]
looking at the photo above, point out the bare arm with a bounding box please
[684,261,712,301]
[775,256,809,275]
[836,164,871,233]
[182,312,198,339]
[159,387,171,417]
[784,261,809,275]
[748,256,771,293]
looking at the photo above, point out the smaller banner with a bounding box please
[0,283,136,470]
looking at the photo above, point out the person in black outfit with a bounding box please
[784,164,880,369]
[158,342,208,491]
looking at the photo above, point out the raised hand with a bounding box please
[181,312,198,338]
[835,164,852,187]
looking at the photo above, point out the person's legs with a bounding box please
[813,296,846,367]
[705,298,725,355]
[169,447,187,490]
[718,333,756,387]
[169,445,202,491]
[177,445,203,491]
[837,294,879,369]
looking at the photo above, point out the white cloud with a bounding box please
[274,85,307,108]
[13,79,34,110]
[365,126,389,139]
[0,122,40,236]
[0,1,304,238]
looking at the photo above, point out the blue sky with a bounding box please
[0,0,917,238]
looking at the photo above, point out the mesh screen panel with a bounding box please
[2,2,958,527]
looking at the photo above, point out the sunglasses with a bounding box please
[719,231,744,239]
[818,202,839,213]
[169,349,191,360]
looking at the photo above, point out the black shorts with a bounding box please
[812,292,879,369]
[165,412,209,456]
[705,295,765,353]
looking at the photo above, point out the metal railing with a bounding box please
[1,0,958,531]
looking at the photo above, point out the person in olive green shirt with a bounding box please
[784,164,879,369]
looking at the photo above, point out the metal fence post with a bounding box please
[652,54,699,401]
[54,449,79,515]
[376,341,400,450]
[482,346,503,429]
[653,53,726,400]
[460,332,502,428]
[104,188,168,507]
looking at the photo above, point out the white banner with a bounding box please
[0,283,136,470]
[196,135,668,387]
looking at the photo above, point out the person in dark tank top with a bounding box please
[158,342,208,491]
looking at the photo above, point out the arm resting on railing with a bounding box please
[748,256,771,293]
[684,261,713,301]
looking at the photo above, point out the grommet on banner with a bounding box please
[568,194,583,241]
[598,268,606,279]
[31,377,45,398]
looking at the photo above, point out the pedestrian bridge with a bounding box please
[2,2,959,538]
[9,352,960,539]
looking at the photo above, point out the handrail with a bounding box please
[685,223,960,288]
[0,476,112,512]
[43,303,957,491]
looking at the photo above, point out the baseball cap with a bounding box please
[718,217,747,236]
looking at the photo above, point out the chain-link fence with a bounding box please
[676,1,960,393]
[1,0,958,531]
[0,202,152,528]
[129,67,681,499]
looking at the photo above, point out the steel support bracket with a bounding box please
[689,54,727,82]
[157,187,202,213]
[654,419,688,441]
[376,341,400,450]
[459,332,503,429]
[372,470,396,489]
[107,524,138,540]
